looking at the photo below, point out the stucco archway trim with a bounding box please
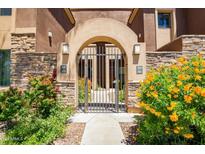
[61,17,146,82]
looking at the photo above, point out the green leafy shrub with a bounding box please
[135,54,205,144]
[0,87,24,121]
[3,107,72,145]
[0,75,73,145]
[24,75,58,118]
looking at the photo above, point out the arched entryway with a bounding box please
[77,41,128,112]
[57,17,146,112]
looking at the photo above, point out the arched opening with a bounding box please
[76,38,128,112]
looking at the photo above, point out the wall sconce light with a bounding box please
[48,31,53,47]
[133,44,141,54]
[48,31,53,37]
[61,42,69,54]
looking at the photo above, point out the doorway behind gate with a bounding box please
[77,42,127,112]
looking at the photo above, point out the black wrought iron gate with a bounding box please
[78,43,126,112]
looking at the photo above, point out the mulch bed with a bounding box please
[119,122,139,145]
[53,122,86,145]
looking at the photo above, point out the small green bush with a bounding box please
[3,107,72,145]
[0,75,73,145]
[135,54,205,144]
[0,87,24,121]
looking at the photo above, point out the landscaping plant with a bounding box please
[135,54,205,144]
[0,75,73,145]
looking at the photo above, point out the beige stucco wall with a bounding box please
[36,9,74,53]
[57,17,146,83]
[0,8,16,49]
[71,9,132,24]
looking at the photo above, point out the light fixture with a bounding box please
[61,42,69,54]
[48,31,53,37]
[133,44,141,54]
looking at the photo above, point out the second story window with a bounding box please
[0,8,12,16]
[158,13,171,28]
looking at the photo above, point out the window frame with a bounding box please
[157,12,171,29]
[0,8,12,16]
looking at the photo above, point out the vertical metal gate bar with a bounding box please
[92,47,95,111]
[110,48,112,110]
[85,53,88,112]
[88,48,90,110]
[115,53,119,112]
[120,52,123,111]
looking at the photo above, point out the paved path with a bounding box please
[70,113,137,145]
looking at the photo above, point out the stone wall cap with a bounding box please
[11,51,57,54]
[146,51,182,54]
[181,35,205,38]
[128,80,141,83]
[56,81,75,84]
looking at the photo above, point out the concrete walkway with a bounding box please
[70,113,137,145]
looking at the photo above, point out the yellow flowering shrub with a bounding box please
[135,55,205,144]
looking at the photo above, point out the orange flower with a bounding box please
[195,75,202,81]
[152,91,158,99]
[150,85,155,91]
[184,84,192,91]
[202,61,205,67]
[173,127,180,134]
[177,81,182,87]
[147,74,154,82]
[177,57,185,63]
[178,74,186,80]
[171,102,177,108]
[167,102,177,111]
[194,68,200,74]
[154,112,162,117]
[201,89,205,97]
[169,112,179,122]
[183,133,194,139]
[192,61,199,67]
[201,69,205,74]
[172,87,180,94]
[138,101,146,107]
[194,86,202,95]
[167,106,173,111]
[184,95,192,103]
[150,108,155,113]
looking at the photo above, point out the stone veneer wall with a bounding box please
[11,33,36,52]
[10,52,57,89]
[55,81,76,106]
[11,33,57,89]
[127,81,140,111]
[182,35,205,51]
